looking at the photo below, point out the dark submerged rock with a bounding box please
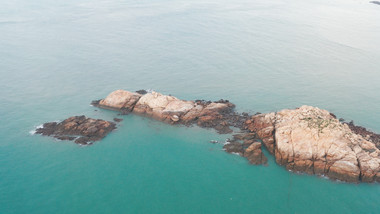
[35,116,116,145]
[223,137,268,165]
[224,132,268,165]
[223,141,244,156]
[243,141,268,165]
[370,1,380,5]
[135,89,148,95]
[113,118,123,122]
[91,100,101,106]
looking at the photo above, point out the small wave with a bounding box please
[29,124,43,135]
[319,175,330,180]
[231,152,241,156]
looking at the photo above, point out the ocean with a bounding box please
[1,0,380,213]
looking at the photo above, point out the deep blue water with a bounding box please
[1,0,380,213]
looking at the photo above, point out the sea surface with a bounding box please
[1,0,380,213]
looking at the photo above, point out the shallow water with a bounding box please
[1,0,380,213]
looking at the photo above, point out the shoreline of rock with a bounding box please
[90,89,380,183]
[34,89,380,183]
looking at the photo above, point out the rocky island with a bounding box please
[34,89,380,183]
[90,89,380,183]
[35,116,116,145]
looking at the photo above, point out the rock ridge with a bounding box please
[93,89,267,165]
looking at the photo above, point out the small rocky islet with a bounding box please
[35,89,380,183]
[35,116,116,145]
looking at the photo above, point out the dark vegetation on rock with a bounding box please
[113,118,123,122]
[345,120,380,150]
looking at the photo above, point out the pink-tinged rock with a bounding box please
[249,105,380,183]
[133,91,195,122]
[98,89,142,112]
[244,142,268,165]
[246,113,275,153]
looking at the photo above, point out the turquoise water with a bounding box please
[1,0,380,213]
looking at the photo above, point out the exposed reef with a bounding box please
[91,89,380,183]
[35,116,116,145]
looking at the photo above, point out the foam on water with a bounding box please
[29,124,43,135]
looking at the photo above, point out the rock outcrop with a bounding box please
[93,90,239,134]
[35,116,116,145]
[245,113,276,154]
[245,105,380,183]
[93,89,142,114]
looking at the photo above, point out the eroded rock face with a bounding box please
[35,116,116,145]
[247,105,380,182]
